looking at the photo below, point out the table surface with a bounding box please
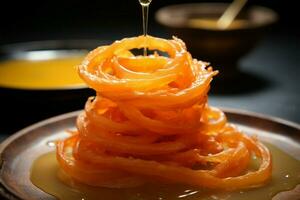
[210,32,300,124]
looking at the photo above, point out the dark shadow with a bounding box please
[210,69,272,95]
[0,88,95,135]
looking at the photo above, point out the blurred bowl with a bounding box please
[0,39,109,134]
[155,3,278,78]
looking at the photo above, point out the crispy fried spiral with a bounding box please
[57,35,272,190]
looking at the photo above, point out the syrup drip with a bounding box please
[138,0,152,56]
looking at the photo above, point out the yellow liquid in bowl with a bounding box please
[0,57,85,89]
[187,18,249,30]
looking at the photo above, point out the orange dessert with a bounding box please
[56,35,272,190]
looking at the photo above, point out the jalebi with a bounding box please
[57,35,272,190]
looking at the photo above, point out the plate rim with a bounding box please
[0,108,299,200]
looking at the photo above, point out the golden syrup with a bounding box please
[138,0,152,56]
[30,143,300,200]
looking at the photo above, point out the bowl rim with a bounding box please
[155,2,279,31]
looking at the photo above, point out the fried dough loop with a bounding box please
[57,35,272,190]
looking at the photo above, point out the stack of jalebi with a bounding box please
[57,35,272,190]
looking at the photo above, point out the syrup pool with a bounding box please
[30,143,300,200]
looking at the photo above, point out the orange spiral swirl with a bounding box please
[57,35,272,190]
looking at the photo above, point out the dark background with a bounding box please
[0,0,299,138]
[0,0,299,43]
